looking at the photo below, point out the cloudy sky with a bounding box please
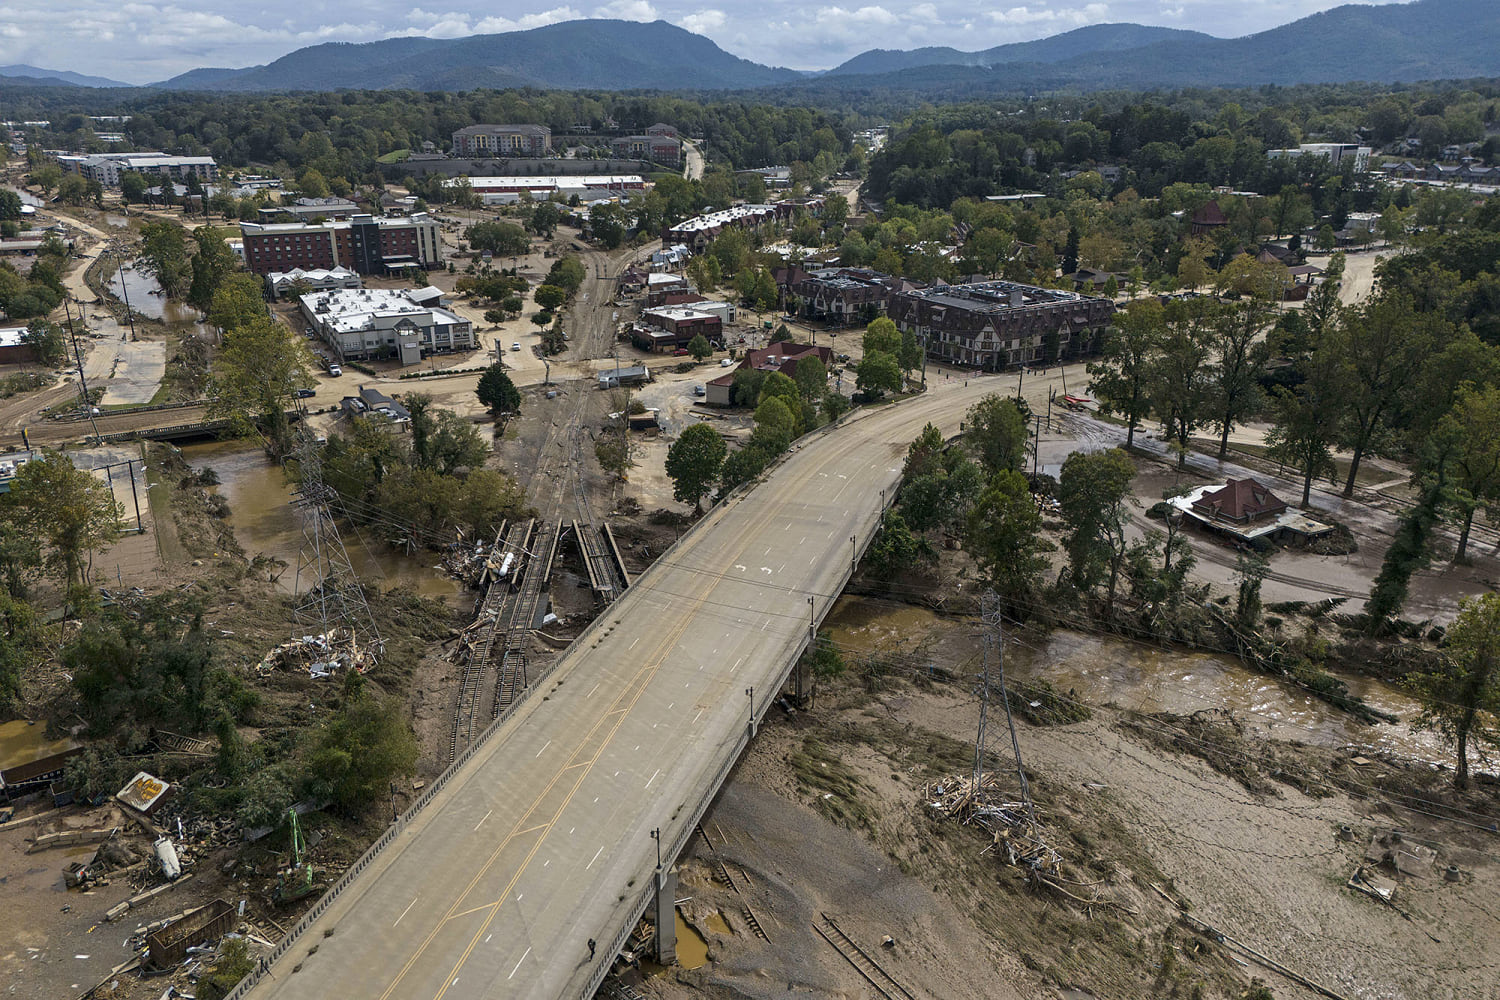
[0,0,1409,84]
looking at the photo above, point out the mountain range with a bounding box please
[0,0,1496,95]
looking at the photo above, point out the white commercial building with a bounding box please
[300,286,474,366]
[54,151,218,187]
[1266,143,1371,173]
[266,267,361,299]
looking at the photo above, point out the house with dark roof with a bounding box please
[1168,477,1332,544]
[1189,200,1229,237]
[340,385,411,425]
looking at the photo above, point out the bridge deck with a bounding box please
[238,380,996,1000]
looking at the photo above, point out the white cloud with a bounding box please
[1159,5,1185,17]
[909,3,939,19]
[593,0,658,20]
[677,8,727,33]
[987,4,1110,26]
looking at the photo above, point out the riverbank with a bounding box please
[658,598,1500,1000]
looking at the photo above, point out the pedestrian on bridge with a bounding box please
[588,938,596,959]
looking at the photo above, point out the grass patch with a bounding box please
[0,370,49,399]
[1004,677,1093,726]
[377,149,412,164]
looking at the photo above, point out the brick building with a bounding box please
[638,306,722,350]
[662,199,825,252]
[239,214,443,277]
[705,341,832,406]
[887,281,1115,370]
[610,134,681,167]
[451,124,552,156]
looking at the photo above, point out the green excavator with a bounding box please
[272,808,317,906]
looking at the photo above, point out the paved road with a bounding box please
[241,376,1002,1000]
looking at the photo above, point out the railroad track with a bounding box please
[449,519,533,762]
[813,912,919,1000]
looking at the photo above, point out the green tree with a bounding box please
[1365,479,1445,633]
[465,221,529,257]
[800,631,845,708]
[966,469,1053,610]
[21,319,67,367]
[1147,304,1214,469]
[856,350,902,398]
[528,200,562,238]
[1088,300,1161,448]
[476,363,521,415]
[1437,386,1500,562]
[822,391,850,422]
[1058,448,1136,613]
[898,328,922,376]
[687,333,713,362]
[1206,294,1274,459]
[965,393,1029,475]
[865,509,922,580]
[2,451,121,595]
[1335,294,1436,497]
[1264,350,1344,507]
[0,590,38,708]
[406,394,488,475]
[752,396,796,454]
[533,284,567,311]
[665,422,728,512]
[793,355,827,401]
[207,315,315,453]
[1233,550,1270,633]
[863,316,901,355]
[710,228,748,276]
[139,220,191,299]
[206,273,268,333]
[303,686,417,811]
[1408,594,1500,790]
[187,225,238,313]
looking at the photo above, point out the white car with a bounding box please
[720,358,734,367]
[511,342,521,351]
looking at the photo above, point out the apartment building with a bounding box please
[301,286,473,365]
[54,151,218,187]
[239,213,442,276]
[451,124,552,156]
[888,280,1115,369]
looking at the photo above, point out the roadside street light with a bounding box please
[650,827,661,871]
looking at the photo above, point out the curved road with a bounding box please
[238,376,1003,1000]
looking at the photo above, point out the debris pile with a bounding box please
[255,627,374,678]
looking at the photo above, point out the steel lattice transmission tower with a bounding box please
[972,591,1045,853]
[289,434,383,671]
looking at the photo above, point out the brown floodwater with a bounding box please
[0,719,75,771]
[108,262,202,325]
[180,441,465,606]
[674,910,709,971]
[825,596,1446,765]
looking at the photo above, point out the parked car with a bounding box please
[294,388,316,398]
[673,348,690,356]
[327,364,342,377]
[511,342,521,351]
[720,358,734,367]
[694,385,706,397]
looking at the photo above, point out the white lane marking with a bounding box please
[535,740,551,758]
[668,702,673,709]
[630,637,640,649]
[544,859,550,867]
[645,768,661,789]
[587,684,600,698]
[508,947,532,980]
[693,709,704,724]
[734,564,747,572]
[799,537,806,544]
[587,846,604,869]
[569,827,575,835]
[394,896,419,926]
[474,810,493,831]
[778,563,785,572]
[517,894,523,902]
[763,546,772,555]
[785,522,792,530]
[485,935,493,943]
[761,567,773,574]
[734,656,745,669]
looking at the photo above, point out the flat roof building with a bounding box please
[54,151,218,187]
[663,200,824,252]
[888,280,1115,370]
[1266,143,1371,173]
[300,286,473,366]
[265,266,361,299]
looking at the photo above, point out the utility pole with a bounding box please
[1032,414,1041,480]
[62,300,103,445]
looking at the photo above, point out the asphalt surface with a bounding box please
[242,376,1003,1000]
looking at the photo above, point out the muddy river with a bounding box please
[108,262,202,325]
[181,441,465,607]
[825,595,1447,765]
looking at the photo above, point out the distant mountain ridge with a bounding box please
[826,24,1216,77]
[151,20,800,92]
[0,64,131,88]
[812,0,1500,94]
[9,0,1500,95]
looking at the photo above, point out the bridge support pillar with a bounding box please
[653,865,677,965]
[793,654,811,707]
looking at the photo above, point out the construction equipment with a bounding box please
[272,809,316,906]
